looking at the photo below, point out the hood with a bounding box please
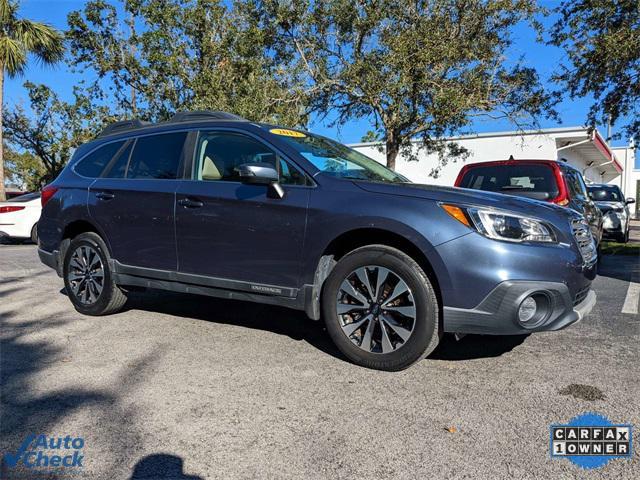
[595,201,625,213]
[353,181,573,219]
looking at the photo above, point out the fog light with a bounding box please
[518,296,537,323]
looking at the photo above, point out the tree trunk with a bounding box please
[385,134,400,170]
[0,66,5,201]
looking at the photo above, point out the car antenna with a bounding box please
[508,155,515,160]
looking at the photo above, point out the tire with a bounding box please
[322,245,440,371]
[30,222,38,244]
[63,232,127,316]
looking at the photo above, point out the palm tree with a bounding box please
[0,0,63,200]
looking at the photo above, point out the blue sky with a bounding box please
[5,0,634,150]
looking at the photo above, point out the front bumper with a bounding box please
[602,212,627,235]
[443,280,596,335]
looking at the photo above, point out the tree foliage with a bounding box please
[549,0,640,143]
[4,82,112,186]
[0,0,64,199]
[254,0,558,171]
[66,0,308,125]
[3,145,45,191]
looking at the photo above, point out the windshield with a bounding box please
[269,129,408,183]
[587,186,623,202]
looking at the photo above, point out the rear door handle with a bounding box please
[95,192,115,200]
[178,198,204,208]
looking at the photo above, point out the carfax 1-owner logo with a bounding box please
[3,434,85,472]
[550,413,633,469]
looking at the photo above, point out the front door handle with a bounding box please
[95,192,115,201]
[178,198,204,208]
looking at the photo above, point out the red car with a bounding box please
[455,159,603,244]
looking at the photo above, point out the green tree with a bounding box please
[3,145,45,191]
[66,0,308,125]
[255,0,557,171]
[3,82,112,185]
[549,0,640,143]
[0,0,64,199]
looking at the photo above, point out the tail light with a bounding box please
[549,164,570,206]
[0,206,25,214]
[41,185,59,208]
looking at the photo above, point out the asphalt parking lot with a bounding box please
[1,242,639,479]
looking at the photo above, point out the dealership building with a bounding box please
[350,126,639,216]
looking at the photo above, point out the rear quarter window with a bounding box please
[74,141,127,178]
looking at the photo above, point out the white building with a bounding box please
[350,126,637,217]
[609,144,639,216]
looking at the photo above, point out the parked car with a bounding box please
[0,192,41,243]
[454,159,603,245]
[587,184,635,243]
[38,112,597,371]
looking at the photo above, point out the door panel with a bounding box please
[88,178,180,270]
[175,181,309,287]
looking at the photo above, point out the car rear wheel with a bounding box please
[322,245,440,371]
[30,223,38,244]
[63,232,127,316]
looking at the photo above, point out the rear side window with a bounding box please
[103,142,133,179]
[458,164,559,201]
[74,141,126,178]
[127,132,187,179]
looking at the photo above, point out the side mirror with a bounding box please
[236,162,284,199]
[237,162,278,185]
[626,197,636,205]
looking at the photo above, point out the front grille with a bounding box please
[573,285,591,306]
[570,218,597,264]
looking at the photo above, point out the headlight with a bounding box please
[441,204,557,243]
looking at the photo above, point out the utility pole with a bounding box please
[126,3,137,117]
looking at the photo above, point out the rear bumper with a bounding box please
[443,280,596,335]
[0,227,29,239]
[38,248,62,276]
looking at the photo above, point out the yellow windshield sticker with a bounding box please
[269,128,306,138]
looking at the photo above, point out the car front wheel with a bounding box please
[322,245,440,371]
[63,232,127,316]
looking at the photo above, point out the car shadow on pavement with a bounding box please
[596,254,639,283]
[129,454,204,480]
[0,315,114,478]
[121,289,347,362]
[121,289,529,363]
[428,334,529,361]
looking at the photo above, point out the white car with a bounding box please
[0,192,42,243]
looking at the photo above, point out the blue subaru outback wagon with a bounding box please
[38,111,597,370]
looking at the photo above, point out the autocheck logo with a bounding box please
[3,434,85,470]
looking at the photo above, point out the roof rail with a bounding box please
[169,110,246,123]
[98,119,151,138]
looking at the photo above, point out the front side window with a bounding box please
[75,141,126,178]
[127,132,187,180]
[270,130,407,183]
[195,131,309,186]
